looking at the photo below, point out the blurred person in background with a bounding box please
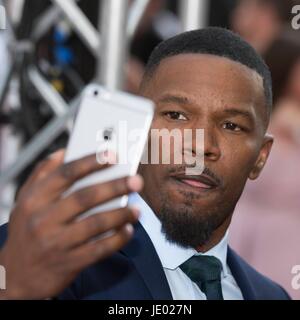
[231,0,298,55]
[229,36,300,299]
[264,34,300,106]
[126,0,180,94]
[126,0,241,94]
[126,0,240,94]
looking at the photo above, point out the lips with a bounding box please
[170,173,219,190]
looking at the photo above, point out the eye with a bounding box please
[222,122,243,132]
[163,111,188,121]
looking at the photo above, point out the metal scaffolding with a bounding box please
[0,0,208,214]
[99,0,129,89]
[179,0,208,31]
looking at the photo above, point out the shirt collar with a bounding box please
[128,193,229,277]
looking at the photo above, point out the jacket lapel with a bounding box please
[227,247,257,300]
[121,222,173,300]
[121,225,259,300]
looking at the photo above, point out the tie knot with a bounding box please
[180,255,223,283]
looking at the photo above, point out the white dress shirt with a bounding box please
[128,193,244,300]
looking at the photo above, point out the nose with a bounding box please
[189,121,221,162]
[204,126,221,161]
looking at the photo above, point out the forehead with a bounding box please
[144,53,265,109]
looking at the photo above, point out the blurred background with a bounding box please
[0,0,299,299]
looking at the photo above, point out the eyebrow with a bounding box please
[157,94,193,106]
[222,108,255,123]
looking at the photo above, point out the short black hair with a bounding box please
[142,27,273,112]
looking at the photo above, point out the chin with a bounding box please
[162,179,218,211]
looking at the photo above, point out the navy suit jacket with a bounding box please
[0,222,290,300]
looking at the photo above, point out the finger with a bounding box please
[22,152,115,214]
[62,207,140,250]
[17,150,65,201]
[47,174,144,224]
[37,152,115,197]
[68,224,134,271]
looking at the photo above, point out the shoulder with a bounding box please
[228,247,291,300]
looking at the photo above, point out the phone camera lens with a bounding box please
[103,128,113,141]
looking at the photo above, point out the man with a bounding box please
[0,27,291,300]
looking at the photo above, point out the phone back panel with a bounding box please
[65,84,154,216]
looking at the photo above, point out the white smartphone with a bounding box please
[64,84,154,217]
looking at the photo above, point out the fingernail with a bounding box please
[125,224,134,235]
[48,149,65,160]
[127,175,144,192]
[129,206,140,219]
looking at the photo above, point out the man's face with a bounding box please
[139,53,273,249]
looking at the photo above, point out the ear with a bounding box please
[249,134,274,180]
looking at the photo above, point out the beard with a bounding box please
[140,163,246,249]
[157,190,236,249]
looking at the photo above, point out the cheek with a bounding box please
[221,138,259,181]
[147,119,185,164]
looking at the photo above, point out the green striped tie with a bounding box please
[180,255,224,300]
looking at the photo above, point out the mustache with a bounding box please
[168,165,223,187]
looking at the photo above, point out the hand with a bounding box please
[0,150,143,299]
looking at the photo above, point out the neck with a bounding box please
[140,188,233,254]
[195,215,232,253]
